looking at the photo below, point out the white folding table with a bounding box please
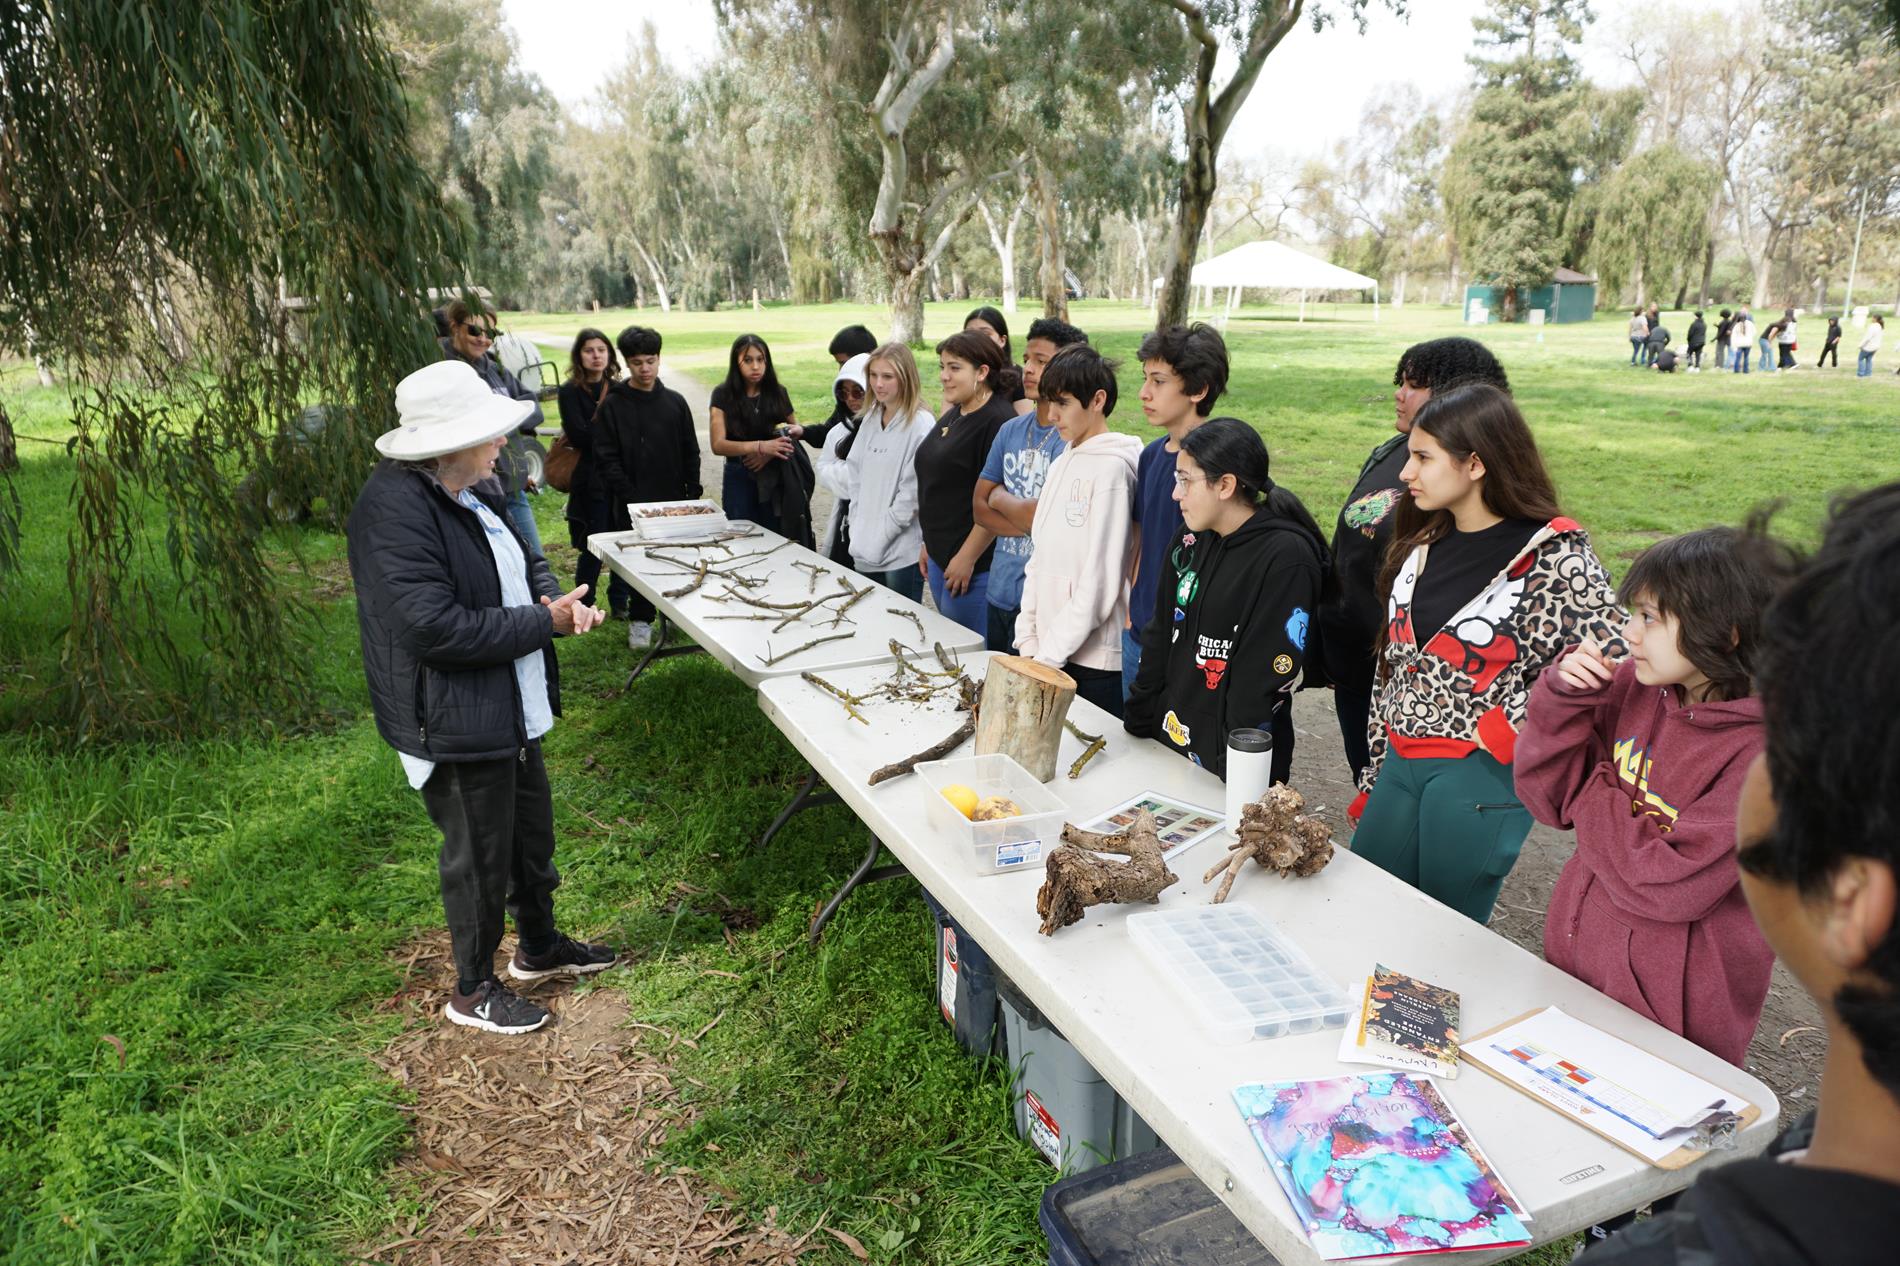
[755,654,1780,1265]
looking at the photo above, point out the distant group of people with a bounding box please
[1628,302,1888,376]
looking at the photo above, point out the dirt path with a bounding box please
[361,933,817,1266]
[1279,690,1826,1112]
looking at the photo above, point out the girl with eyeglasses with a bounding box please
[1122,418,1328,784]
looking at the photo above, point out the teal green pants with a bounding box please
[1352,749,1533,924]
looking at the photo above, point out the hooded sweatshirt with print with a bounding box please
[814,355,870,560]
[1016,431,1142,671]
[1352,518,1623,814]
[1124,508,1325,779]
[1514,654,1771,1065]
[842,394,932,574]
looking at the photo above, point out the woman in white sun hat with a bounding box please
[346,360,616,1037]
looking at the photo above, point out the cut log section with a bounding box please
[974,655,1076,783]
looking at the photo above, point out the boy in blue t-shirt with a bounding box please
[1125,323,1229,697]
[974,317,1089,652]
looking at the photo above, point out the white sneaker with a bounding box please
[627,620,652,649]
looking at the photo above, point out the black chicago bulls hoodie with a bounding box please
[1123,507,1324,779]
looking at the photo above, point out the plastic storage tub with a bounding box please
[998,973,1159,1175]
[920,887,1006,1060]
[1039,1145,1280,1266]
[915,753,1068,874]
[1127,904,1353,1044]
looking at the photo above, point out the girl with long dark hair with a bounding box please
[557,327,631,616]
[915,329,1014,633]
[1123,418,1327,783]
[1349,383,1623,923]
[964,305,1028,412]
[709,334,812,544]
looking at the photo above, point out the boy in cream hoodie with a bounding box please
[1017,344,1142,718]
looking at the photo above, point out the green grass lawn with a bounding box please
[2,302,1894,1264]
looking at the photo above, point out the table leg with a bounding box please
[623,612,706,688]
[809,826,909,944]
[757,764,843,852]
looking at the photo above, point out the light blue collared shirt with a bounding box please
[399,488,552,789]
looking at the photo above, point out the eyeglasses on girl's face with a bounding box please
[463,322,498,340]
[1171,471,1208,488]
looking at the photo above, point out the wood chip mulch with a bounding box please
[358,933,822,1266]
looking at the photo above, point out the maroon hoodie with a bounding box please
[1514,653,1772,1066]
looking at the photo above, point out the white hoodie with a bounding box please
[815,355,869,557]
[1017,430,1143,671]
[844,399,933,572]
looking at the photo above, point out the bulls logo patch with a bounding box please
[1201,657,1228,689]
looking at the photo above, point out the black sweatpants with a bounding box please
[1818,341,1839,368]
[421,742,562,986]
[1334,682,1373,787]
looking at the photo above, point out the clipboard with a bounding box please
[1462,1009,1760,1170]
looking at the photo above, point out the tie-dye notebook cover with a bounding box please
[1233,1072,1530,1259]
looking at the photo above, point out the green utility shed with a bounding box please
[1463,267,1598,324]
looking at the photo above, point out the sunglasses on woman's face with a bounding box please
[464,323,498,340]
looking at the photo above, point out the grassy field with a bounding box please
[1,301,1895,1264]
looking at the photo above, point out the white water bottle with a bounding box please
[1225,727,1274,831]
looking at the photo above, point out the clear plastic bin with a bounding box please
[1127,905,1353,1044]
[998,974,1160,1175]
[1039,1145,1280,1266]
[916,753,1068,875]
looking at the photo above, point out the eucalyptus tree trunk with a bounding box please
[1155,0,1303,329]
[1035,157,1068,320]
[980,190,1027,314]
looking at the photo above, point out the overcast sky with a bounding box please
[499,0,1644,164]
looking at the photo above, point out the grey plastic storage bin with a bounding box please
[997,973,1160,1175]
[920,887,1005,1060]
[1039,1145,1281,1266]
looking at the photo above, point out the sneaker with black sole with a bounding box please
[508,934,618,984]
[445,976,550,1035]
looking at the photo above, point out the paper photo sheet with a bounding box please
[1078,790,1224,858]
[1461,1007,1746,1163]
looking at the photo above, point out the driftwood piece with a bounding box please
[1035,810,1179,935]
[1202,784,1334,903]
[974,655,1077,783]
[759,631,853,666]
[662,560,710,599]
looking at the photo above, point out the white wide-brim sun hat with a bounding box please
[375,361,536,461]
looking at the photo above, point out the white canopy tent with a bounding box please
[1185,240,1379,324]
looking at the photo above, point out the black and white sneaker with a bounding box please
[445,977,551,1035]
[508,934,618,984]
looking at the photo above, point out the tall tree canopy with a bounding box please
[0,1,465,735]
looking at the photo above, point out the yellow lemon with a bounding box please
[940,783,979,819]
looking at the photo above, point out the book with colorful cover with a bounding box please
[1233,1073,1530,1259]
[1339,964,1460,1079]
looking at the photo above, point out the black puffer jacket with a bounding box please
[347,460,563,762]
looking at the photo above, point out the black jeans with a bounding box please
[1333,682,1373,786]
[987,603,1019,654]
[420,742,562,986]
[569,500,642,618]
[1819,342,1839,368]
[1067,662,1125,720]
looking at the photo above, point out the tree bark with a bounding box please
[979,190,1027,315]
[1035,155,1068,320]
[631,236,671,312]
[1392,269,1408,310]
[974,655,1076,783]
[889,267,927,344]
[1155,0,1302,329]
[1698,235,1715,309]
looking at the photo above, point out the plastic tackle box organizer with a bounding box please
[1127,905,1353,1043]
[1040,1145,1280,1266]
[997,973,1159,1175]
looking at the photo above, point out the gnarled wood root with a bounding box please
[1035,809,1178,936]
[1202,784,1334,903]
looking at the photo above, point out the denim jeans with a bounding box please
[986,603,1019,654]
[925,558,990,637]
[1629,337,1644,365]
[505,490,543,558]
[1733,347,1751,373]
[1759,337,1775,371]
[1859,350,1876,377]
[868,565,925,604]
[1121,626,1144,700]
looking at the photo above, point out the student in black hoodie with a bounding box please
[1123,419,1327,786]
[592,325,703,648]
[1579,484,1900,1266]
[1319,338,1509,783]
[557,328,633,619]
[1684,311,1707,371]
